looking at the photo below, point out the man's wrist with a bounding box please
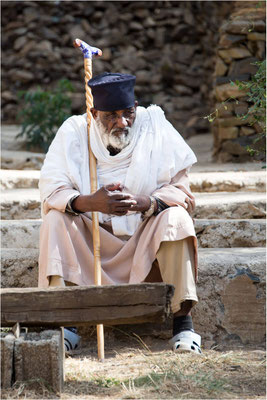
[65,194,81,215]
[72,195,92,213]
[142,196,156,218]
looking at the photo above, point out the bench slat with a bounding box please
[1,283,174,327]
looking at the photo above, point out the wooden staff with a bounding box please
[73,38,104,361]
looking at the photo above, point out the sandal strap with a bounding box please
[64,328,81,351]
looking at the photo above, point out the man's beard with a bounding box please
[95,116,134,153]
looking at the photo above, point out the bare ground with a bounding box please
[2,330,266,400]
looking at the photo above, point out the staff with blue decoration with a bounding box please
[73,38,104,361]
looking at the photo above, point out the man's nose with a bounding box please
[116,116,128,128]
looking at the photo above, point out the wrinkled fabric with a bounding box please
[39,170,198,289]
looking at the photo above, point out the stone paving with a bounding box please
[0,126,266,348]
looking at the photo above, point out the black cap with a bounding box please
[88,72,136,111]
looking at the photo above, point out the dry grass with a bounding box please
[1,333,266,400]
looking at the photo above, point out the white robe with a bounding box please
[39,105,197,236]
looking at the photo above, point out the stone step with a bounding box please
[194,191,266,219]
[1,247,265,346]
[1,150,45,170]
[1,169,265,192]
[1,189,265,220]
[1,189,41,220]
[1,169,40,190]
[1,219,41,248]
[1,218,265,249]
[189,170,266,192]
[195,219,266,248]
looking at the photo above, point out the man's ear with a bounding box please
[134,100,138,109]
[90,108,98,120]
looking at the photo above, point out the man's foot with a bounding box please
[64,327,81,352]
[169,330,202,354]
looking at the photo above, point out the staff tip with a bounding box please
[73,38,82,48]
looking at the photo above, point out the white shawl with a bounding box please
[39,105,197,236]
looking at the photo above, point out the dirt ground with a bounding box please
[2,330,266,400]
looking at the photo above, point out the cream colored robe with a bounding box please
[38,169,197,288]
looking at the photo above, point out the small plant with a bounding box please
[205,59,266,158]
[17,79,73,152]
[234,59,266,156]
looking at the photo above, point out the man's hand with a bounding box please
[72,183,137,216]
[128,194,151,213]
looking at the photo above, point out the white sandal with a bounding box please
[169,330,202,354]
[64,328,81,353]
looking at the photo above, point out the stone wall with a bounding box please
[1,1,234,139]
[212,2,266,162]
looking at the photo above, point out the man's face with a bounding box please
[91,101,138,134]
[91,101,138,152]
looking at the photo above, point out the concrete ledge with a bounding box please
[1,248,265,347]
[1,189,266,220]
[193,247,266,347]
[1,169,265,192]
[1,218,265,249]
[194,192,266,219]
[195,219,266,247]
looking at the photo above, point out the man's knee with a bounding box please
[42,209,69,227]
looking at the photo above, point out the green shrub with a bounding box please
[205,59,266,157]
[234,59,266,156]
[17,79,73,152]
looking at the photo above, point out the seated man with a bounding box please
[38,72,201,354]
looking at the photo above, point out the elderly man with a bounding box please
[38,72,201,354]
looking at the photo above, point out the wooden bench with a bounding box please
[1,283,174,393]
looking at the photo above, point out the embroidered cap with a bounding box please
[88,72,136,111]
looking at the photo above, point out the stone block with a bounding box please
[195,219,266,248]
[256,40,266,60]
[1,333,15,388]
[228,47,252,59]
[1,248,39,288]
[215,57,228,76]
[215,83,247,101]
[218,126,239,140]
[229,57,259,76]
[193,248,266,347]
[215,102,234,117]
[218,48,252,63]
[234,101,249,116]
[218,49,232,64]
[247,32,266,41]
[216,74,250,85]
[221,274,265,344]
[14,330,64,394]
[223,19,266,34]
[240,126,255,136]
[218,34,246,49]
[218,116,253,127]
[222,135,256,156]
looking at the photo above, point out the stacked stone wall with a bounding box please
[1,1,234,138]
[212,1,266,162]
